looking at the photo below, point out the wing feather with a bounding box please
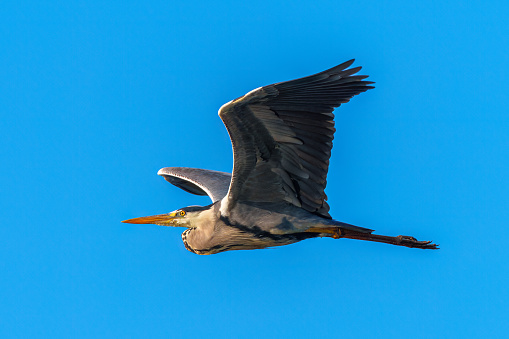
[218,60,374,218]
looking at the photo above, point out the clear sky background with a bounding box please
[1,1,508,338]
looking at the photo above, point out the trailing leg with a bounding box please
[306,226,438,249]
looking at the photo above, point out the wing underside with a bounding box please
[158,167,231,203]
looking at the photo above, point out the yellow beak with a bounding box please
[122,211,178,225]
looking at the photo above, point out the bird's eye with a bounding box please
[180,210,186,217]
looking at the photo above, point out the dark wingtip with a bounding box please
[348,65,362,73]
[341,59,355,69]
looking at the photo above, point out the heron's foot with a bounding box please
[395,235,439,249]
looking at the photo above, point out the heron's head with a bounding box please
[122,205,209,228]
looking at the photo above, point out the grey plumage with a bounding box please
[123,60,438,254]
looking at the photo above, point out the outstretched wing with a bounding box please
[218,60,374,218]
[158,167,231,203]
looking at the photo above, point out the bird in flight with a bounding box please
[123,60,438,254]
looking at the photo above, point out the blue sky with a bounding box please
[1,0,508,338]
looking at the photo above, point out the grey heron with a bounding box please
[123,60,438,254]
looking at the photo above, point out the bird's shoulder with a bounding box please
[218,86,278,117]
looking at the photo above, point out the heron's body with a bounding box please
[180,202,321,255]
[123,60,438,254]
[179,201,370,255]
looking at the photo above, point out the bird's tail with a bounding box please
[329,220,374,233]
